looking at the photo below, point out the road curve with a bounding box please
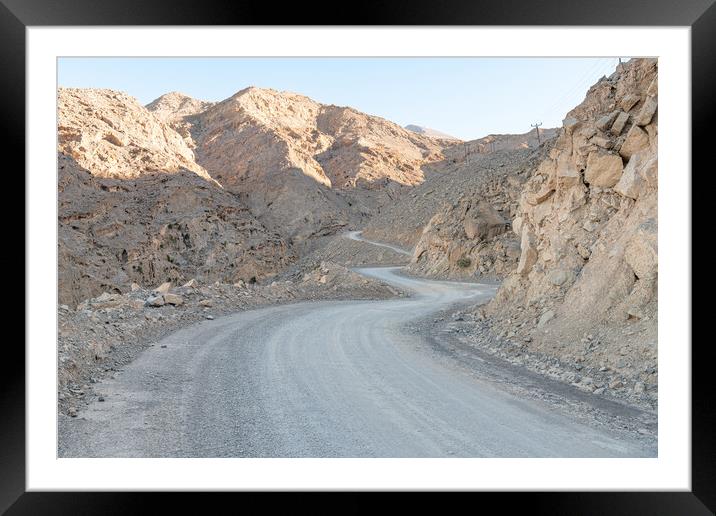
[345,230,413,256]
[59,266,655,457]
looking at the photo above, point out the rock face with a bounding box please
[58,154,292,306]
[145,91,215,124]
[147,87,455,242]
[584,150,623,187]
[484,57,658,377]
[58,88,213,182]
[361,133,553,251]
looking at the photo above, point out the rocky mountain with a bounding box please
[57,89,293,306]
[145,91,215,124]
[418,58,658,399]
[58,86,460,304]
[405,124,460,141]
[361,132,553,255]
[488,58,658,331]
[147,87,457,242]
[58,88,213,182]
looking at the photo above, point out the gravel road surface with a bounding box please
[59,266,655,457]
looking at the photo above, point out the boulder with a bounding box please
[563,117,580,133]
[556,156,581,187]
[610,112,630,135]
[163,293,184,305]
[639,154,658,189]
[90,292,125,309]
[463,202,509,239]
[130,282,141,291]
[635,97,657,126]
[153,281,172,294]
[585,150,623,187]
[614,153,646,199]
[591,136,612,149]
[145,295,165,307]
[527,186,555,205]
[576,243,591,260]
[182,278,198,288]
[620,94,640,112]
[512,216,523,236]
[516,226,538,275]
[199,299,213,307]
[548,269,573,286]
[596,111,619,131]
[565,184,588,212]
[619,125,649,160]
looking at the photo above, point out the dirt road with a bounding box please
[59,265,655,457]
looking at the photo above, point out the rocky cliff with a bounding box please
[478,58,658,401]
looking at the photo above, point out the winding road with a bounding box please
[345,230,412,256]
[59,235,655,457]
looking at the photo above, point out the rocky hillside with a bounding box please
[145,91,215,124]
[472,58,658,403]
[145,92,216,149]
[148,87,456,242]
[361,140,552,255]
[456,127,558,156]
[58,88,213,182]
[406,137,555,280]
[58,90,293,306]
[58,86,459,305]
[489,58,657,329]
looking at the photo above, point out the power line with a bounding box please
[535,58,610,120]
[535,58,616,123]
[531,122,543,144]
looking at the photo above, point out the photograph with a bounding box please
[55,56,659,459]
[9,10,706,508]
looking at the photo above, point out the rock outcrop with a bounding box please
[480,58,658,396]
[58,88,213,182]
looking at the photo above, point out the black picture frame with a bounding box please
[6,0,710,513]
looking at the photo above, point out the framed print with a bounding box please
[7,0,712,513]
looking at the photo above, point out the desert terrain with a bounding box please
[58,58,658,457]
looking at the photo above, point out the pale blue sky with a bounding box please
[58,57,622,141]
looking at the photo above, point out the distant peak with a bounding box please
[405,124,461,141]
[147,91,206,107]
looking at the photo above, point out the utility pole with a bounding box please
[531,122,543,144]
